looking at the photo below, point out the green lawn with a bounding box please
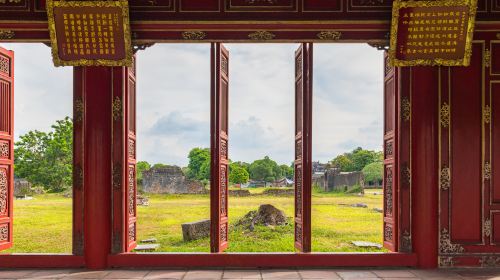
[4,189,384,253]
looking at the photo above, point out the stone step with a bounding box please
[140,238,158,244]
[134,244,160,252]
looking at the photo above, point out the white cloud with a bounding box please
[3,42,383,167]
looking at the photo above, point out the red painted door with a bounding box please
[211,43,229,253]
[125,58,137,252]
[294,43,312,252]
[0,46,14,251]
[383,51,399,252]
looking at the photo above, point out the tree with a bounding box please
[187,147,210,180]
[248,156,281,183]
[362,161,383,184]
[331,154,354,172]
[15,117,73,192]
[152,163,169,169]
[229,164,249,184]
[330,147,381,172]
[280,164,294,179]
[136,161,151,185]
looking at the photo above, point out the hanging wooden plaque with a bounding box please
[47,0,132,67]
[389,0,478,67]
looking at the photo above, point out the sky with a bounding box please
[3,43,383,167]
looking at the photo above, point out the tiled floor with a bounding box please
[1,269,500,279]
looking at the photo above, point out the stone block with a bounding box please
[181,219,210,242]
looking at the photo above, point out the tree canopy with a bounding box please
[330,147,382,172]
[15,117,73,192]
[229,163,250,184]
[248,156,283,183]
[362,161,383,183]
[187,147,211,180]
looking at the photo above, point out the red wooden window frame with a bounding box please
[0,46,14,252]
[211,43,230,253]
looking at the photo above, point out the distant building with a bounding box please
[312,166,364,192]
[142,166,206,194]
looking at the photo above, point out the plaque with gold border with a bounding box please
[389,0,478,67]
[47,0,132,67]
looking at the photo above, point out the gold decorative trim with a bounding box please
[497,33,500,40]
[440,103,450,128]
[484,105,491,124]
[316,31,341,41]
[484,162,491,180]
[112,96,122,121]
[401,97,411,122]
[480,256,500,267]
[440,228,465,254]
[484,218,491,237]
[182,31,207,40]
[485,49,491,68]
[388,0,478,67]
[46,0,133,67]
[439,256,456,268]
[248,31,275,41]
[74,98,84,123]
[0,30,14,40]
[440,167,451,191]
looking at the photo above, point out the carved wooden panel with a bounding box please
[303,0,341,12]
[180,0,219,11]
[0,223,7,242]
[128,138,135,160]
[348,0,392,11]
[384,76,395,134]
[384,165,393,217]
[0,55,10,77]
[0,141,9,160]
[0,168,7,216]
[491,42,500,76]
[226,0,296,11]
[129,0,174,11]
[128,165,136,216]
[0,0,29,11]
[0,81,10,134]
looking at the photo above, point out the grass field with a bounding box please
[4,189,384,253]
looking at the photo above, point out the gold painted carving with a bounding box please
[484,105,491,124]
[480,256,500,267]
[440,228,465,254]
[0,30,15,40]
[440,167,450,191]
[485,49,491,68]
[112,96,122,121]
[316,31,342,41]
[248,31,275,41]
[0,224,7,242]
[439,256,456,268]
[440,103,450,128]
[389,0,478,67]
[484,218,491,237]
[182,31,207,40]
[74,98,84,123]
[46,0,133,67]
[497,33,500,40]
[401,97,411,122]
[484,162,491,180]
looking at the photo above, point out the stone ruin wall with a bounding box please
[142,166,206,194]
